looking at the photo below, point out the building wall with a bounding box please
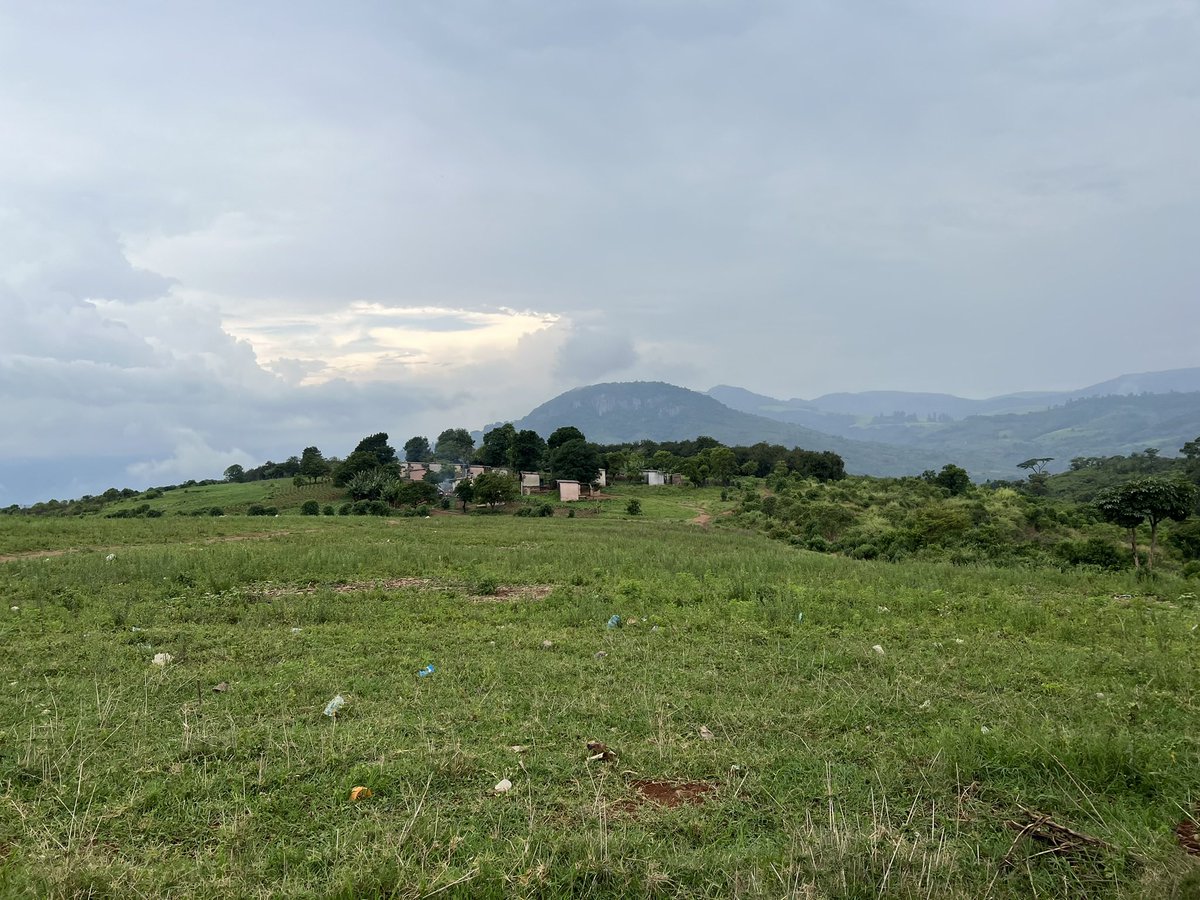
[558,481,581,502]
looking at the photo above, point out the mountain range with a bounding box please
[495,368,1200,480]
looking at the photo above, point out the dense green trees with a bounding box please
[549,438,601,485]
[299,446,330,483]
[476,424,516,467]
[510,430,547,472]
[924,463,971,496]
[403,436,432,463]
[1096,477,1198,569]
[547,426,585,451]
[472,471,518,508]
[435,428,475,464]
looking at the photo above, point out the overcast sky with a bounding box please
[2,1,1198,504]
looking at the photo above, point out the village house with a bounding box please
[557,480,581,502]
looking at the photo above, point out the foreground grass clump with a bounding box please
[1,512,1198,898]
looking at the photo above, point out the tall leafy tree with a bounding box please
[510,430,547,472]
[299,446,330,483]
[472,471,518,508]
[547,426,585,451]
[476,424,516,467]
[435,428,475,464]
[353,433,397,466]
[403,436,432,463]
[1096,477,1198,569]
[550,439,601,485]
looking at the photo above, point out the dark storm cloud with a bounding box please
[1,1,1198,503]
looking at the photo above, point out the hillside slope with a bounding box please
[510,382,949,476]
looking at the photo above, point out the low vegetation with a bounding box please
[2,430,1199,895]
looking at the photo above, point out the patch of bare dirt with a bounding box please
[1176,818,1200,856]
[0,530,293,563]
[689,512,712,526]
[0,548,74,563]
[470,584,554,603]
[612,779,717,813]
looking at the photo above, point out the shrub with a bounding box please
[1054,537,1124,570]
[323,505,335,516]
[626,499,642,516]
[537,503,554,517]
[300,500,320,516]
[337,503,352,516]
[247,504,269,516]
[208,507,224,516]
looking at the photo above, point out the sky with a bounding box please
[2,1,1198,505]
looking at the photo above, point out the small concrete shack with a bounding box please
[643,470,665,486]
[558,480,581,502]
[520,472,541,495]
[595,468,607,488]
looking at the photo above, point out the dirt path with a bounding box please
[0,530,294,563]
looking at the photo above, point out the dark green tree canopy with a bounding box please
[550,438,601,485]
[223,464,245,483]
[510,430,547,473]
[435,428,475,464]
[547,426,585,451]
[353,433,397,467]
[403,436,432,463]
[1096,476,1197,568]
[472,471,518,508]
[928,463,971,496]
[476,424,516,467]
[299,446,330,482]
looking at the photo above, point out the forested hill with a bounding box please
[507,381,1200,482]
[508,382,951,477]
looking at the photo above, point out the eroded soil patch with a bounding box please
[612,779,717,813]
[1176,818,1200,857]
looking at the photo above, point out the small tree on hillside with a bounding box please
[354,433,398,466]
[299,446,331,483]
[1096,477,1198,570]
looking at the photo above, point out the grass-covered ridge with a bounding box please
[1,494,1199,898]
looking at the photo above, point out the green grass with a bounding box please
[104,478,343,516]
[1,493,1199,898]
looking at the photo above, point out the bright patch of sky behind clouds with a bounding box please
[1,1,1198,504]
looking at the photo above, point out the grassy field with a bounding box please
[1,487,1199,898]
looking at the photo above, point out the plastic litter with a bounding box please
[699,725,715,741]
[540,640,553,649]
[594,651,608,659]
[10,606,18,612]
[606,615,621,629]
[323,694,346,717]
[493,778,513,794]
[417,665,435,678]
[349,786,373,801]
[796,612,803,623]
[105,553,116,562]
[872,644,885,656]
[213,681,229,693]
[151,652,173,666]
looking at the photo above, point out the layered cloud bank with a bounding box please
[2,2,1198,504]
